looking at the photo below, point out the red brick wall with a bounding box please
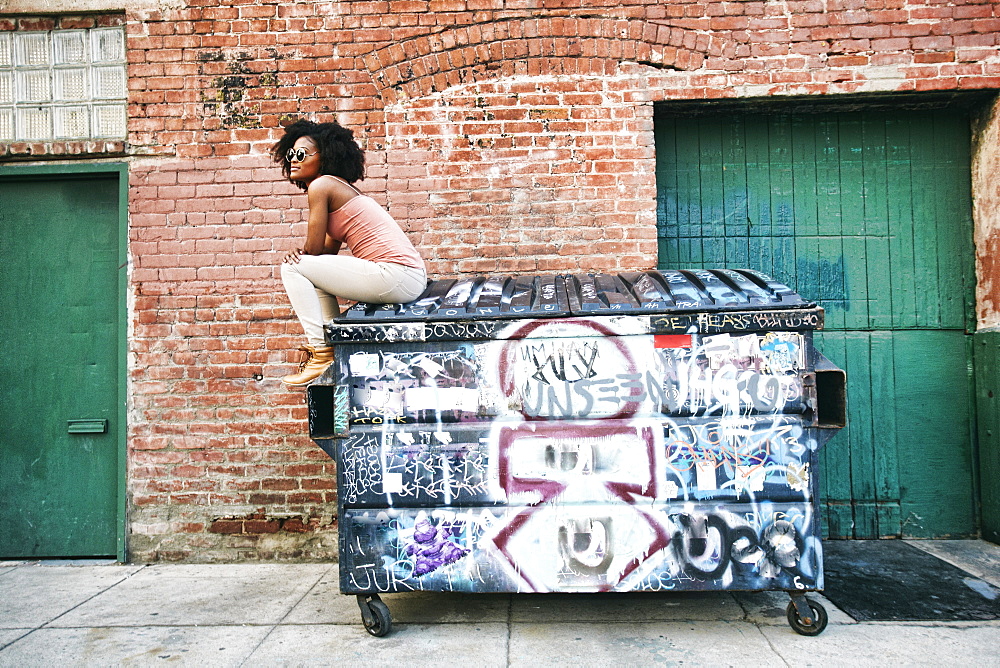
[81,0,1000,560]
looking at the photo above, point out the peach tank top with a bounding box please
[327,195,424,271]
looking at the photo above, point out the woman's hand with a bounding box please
[283,248,304,264]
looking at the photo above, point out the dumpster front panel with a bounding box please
[313,271,840,598]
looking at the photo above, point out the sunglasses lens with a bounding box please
[286,148,307,162]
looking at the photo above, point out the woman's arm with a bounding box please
[283,176,353,262]
[302,178,335,256]
[324,234,342,254]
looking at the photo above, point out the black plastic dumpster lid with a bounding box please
[339,274,569,322]
[336,269,811,322]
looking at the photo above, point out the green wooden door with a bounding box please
[0,168,124,557]
[656,108,977,539]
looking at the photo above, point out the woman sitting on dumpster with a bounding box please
[272,119,427,386]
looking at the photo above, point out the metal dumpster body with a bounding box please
[307,270,846,636]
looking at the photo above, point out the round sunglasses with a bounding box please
[286,148,318,162]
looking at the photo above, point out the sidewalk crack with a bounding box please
[39,564,150,629]
[754,622,792,667]
[505,594,513,666]
[0,564,150,653]
[238,563,336,667]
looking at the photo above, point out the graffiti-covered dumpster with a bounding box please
[306,269,846,637]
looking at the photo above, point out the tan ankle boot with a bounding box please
[282,345,334,386]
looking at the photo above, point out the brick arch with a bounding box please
[362,17,720,103]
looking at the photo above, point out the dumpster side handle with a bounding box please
[307,383,350,439]
[813,351,847,430]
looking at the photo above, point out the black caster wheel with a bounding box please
[357,594,392,637]
[786,598,828,636]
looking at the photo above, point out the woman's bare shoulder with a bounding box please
[306,174,344,194]
[308,174,359,209]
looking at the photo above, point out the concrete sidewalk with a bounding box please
[2,540,999,667]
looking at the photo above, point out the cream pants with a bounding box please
[281,255,427,346]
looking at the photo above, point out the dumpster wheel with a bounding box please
[357,594,392,637]
[785,596,828,636]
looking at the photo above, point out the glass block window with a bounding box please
[0,26,126,142]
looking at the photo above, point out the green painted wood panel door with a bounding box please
[0,170,123,557]
[656,108,976,539]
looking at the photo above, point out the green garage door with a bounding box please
[656,107,976,539]
[0,166,125,558]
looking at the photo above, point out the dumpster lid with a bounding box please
[336,269,812,323]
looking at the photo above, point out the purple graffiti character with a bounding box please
[405,517,468,576]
